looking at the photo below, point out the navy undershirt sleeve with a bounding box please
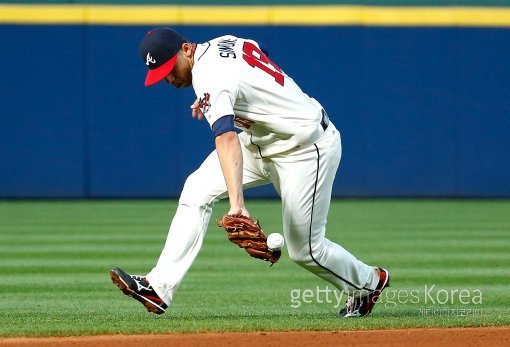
[211,115,236,137]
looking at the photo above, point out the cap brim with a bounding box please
[144,54,178,87]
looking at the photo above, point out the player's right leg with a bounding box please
[338,267,390,318]
[272,123,387,314]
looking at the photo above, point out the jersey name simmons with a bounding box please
[192,35,326,157]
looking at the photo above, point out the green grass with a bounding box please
[0,199,509,337]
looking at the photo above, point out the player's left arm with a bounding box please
[215,130,248,217]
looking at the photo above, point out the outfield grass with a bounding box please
[0,199,509,337]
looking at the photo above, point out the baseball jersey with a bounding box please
[192,35,326,158]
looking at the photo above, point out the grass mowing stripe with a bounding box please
[0,199,509,336]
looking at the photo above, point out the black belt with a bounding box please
[320,109,330,131]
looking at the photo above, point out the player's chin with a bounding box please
[173,82,191,89]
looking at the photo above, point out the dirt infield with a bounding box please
[0,327,509,347]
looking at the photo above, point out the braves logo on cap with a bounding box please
[140,27,187,86]
[198,93,211,114]
[146,53,156,66]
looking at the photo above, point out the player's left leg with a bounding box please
[271,123,379,297]
[140,142,270,309]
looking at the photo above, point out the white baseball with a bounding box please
[267,233,285,251]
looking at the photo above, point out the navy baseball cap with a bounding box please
[139,27,187,86]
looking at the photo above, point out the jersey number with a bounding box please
[242,42,284,86]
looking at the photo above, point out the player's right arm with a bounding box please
[190,98,204,121]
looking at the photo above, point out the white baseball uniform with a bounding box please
[146,35,378,305]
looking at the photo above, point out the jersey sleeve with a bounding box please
[205,90,235,126]
[194,73,238,128]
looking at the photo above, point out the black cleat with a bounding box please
[110,267,167,314]
[339,267,390,318]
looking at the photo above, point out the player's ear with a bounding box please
[182,42,192,56]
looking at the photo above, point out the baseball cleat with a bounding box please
[110,267,167,314]
[339,267,390,318]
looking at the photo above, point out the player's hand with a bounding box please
[217,213,281,265]
[190,98,204,121]
[228,206,250,218]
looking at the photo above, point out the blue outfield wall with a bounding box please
[0,25,509,198]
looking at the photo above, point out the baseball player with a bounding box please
[110,27,389,318]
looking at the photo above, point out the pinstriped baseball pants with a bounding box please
[146,122,378,306]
